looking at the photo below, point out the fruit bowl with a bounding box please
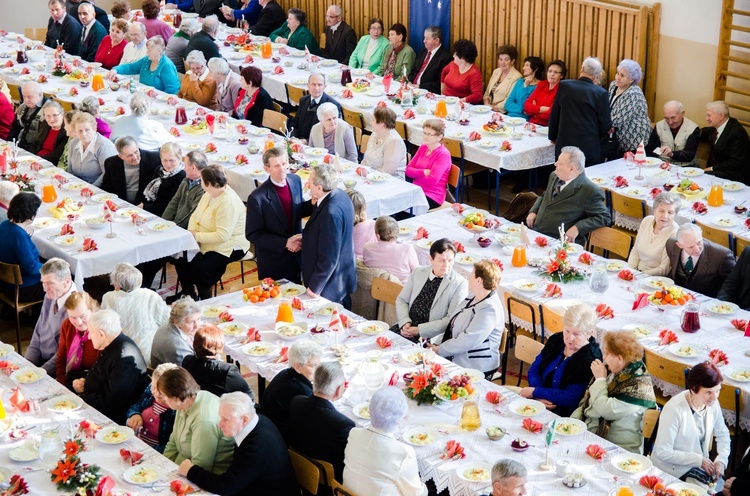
[510,439,530,452]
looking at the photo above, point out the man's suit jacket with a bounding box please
[257,368,312,443]
[717,246,750,310]
[289,92,342,141]
[100,150,161,205]
[245,173,303,283]
[323,21,357,64]
[288,395,355,481]
[193,0,223,19]
[700,117,750,185]
[548,77,612,166]
[79,20,107,62]
[249,0,286,37]
[185,31,221,64]
[301,188,357,303]
[45,13,82,55]
[187,414,298,496]
[409,46,452,95]
[530,172,611,245]
[666,238,736,298]
[68,2,110,32]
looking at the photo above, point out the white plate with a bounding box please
[321,59,338,67]
[146,220,176,232]
[402,427,438,446]
[708,302,739,315]
[0,342,14,358]
[368,173,388,182]
[623,188,645,197]
[611,452,652,474]
[665,483,704,496]
[116,207,144,218]
[365,89,384,97]
[668,343,700,358]
[398,226,414,236]
[728,369,750,382]
[723,181,745,191]
[279,283,306,297]
[249,128,269,136]
[44,395,83,413]
[32,216,58,229]
[448,132,466,140]
[605,260,627,272]
[508,398,545,417]
[217,322,249,336]
[305,148,329,157]
[644,157,662,166]
[478,140,495,148]
[91,193,117,203]
[85,216,108,229]
[243,342,277,359]
[642,276,674,290]
[54,235,82,247]
[10,366,45,385]
[554,418,586,436]
[455,254,478,266]
[275,322,309,340]
[455,462,493,483]
[201,305,229,318]
[498,223,523,234]
[123,464,162,485]
[359,102,373,109]
[622,323,655,338]
[61,181,88,191]
[505,117,526,126]
[353,402,370,419]
[471,105,491,114]
[681,167,704,177]
[445,96,459,104]
[513,279,540,292]
[356,320,388,336]
[9,442,38,461]
[351,68,369,76]
[713,217,738,228]
[401,349,436,365]
[416,239,434,250]
[95,426,134,444]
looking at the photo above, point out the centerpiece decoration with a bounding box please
[51,58,73,77]
[537,224,584,283]
[50,437,102,494]
[403,369,441,406]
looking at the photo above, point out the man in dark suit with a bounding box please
[700,101,750,185]
[76,2,107,62]
[289,73,342,143]
[526,146,611,245]
[249,0,286,37]
[179,392,298,496]
[68,0,110,33]
[101,136,161,205]
[185,15,222,62]
[409,26,452,95]
[548,57,612,166]
[246,148,303,283]
[717,247,750,310]
[322,5,357,64]
[666,223,735,298]
[45,0,82,55]
[193,0,223,19]
[301,163,357,306]
[289,362,354,481]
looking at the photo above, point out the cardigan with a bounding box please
[0,221,42,288]
[627,216,678,276]
[185,31,221,63]
[126,383,175,452]
[483,67,522,112]
[109,115,173,151]
[258,368,312,443]
[352,219,377,259]
[234,87,274,127]
[141,169,186,216]
[113,55,180,95]
[375,43,416,77]
[165,32,190,74]
[504,78,537,119]
[121,42,148,65]
[361,129,407,179]
[405,144,451,204]
[163,390,235,474]
[29,121,68,165]
[67,134,118,186]
[349,35,389,73]
[25,282,75,375]
[0,92,13,140]
[440,63,483,104]
[150,323,194,369]
[646,117,700,165]
[187,187,250,257]
[101,289,170,361]
[94,35,126,70]
[217,71,244,114]
[55,319,100,388]
[269,23,320,55]
[141,18,173,42]
[308,120,358,162]
[162,178,205,229]
[608,81,652,153]
[524,80,559,126]
[362,240,419,285]
[178,72,218,111]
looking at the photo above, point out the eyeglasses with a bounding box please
[326,14,340,18]
[45,112,63,118]
[423,132,441,137]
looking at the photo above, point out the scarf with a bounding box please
[143,163,185,202]
[384,43,405,77]
[66,328,89,373]
[174,30,190,40]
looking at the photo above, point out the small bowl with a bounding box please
[109,83,120,91]
[510,438,530,452]
[247,146,260,154]
[27,51,45,62]
[476,236,492,248]
[343,179,357,188]
[486,426,506,441]
[238,136,249,145]
[511,132,523,140]
[284,61,293,67]
[79,80,90,88]
[734,205,747,214]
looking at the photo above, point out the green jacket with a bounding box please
[162,178,205,229]
[375,44,416,77]
[349,35,389,73]
[270,23,320,55]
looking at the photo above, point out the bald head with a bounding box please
[663,100,685,130]
[22,82,43,108]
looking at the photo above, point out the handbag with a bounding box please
[600,127,619,162]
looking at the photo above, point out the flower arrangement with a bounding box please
[50,437,101,493]
[539,246,584,283]
[403,370,441,406]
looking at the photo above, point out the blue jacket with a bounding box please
[126,383,176,453]
[113,55,180,95]
[229,0,262,23]
[0,221,42,288]
[504,78,537,119]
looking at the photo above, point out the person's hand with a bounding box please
[519,387,535,399]
[365,72,376,80]
[701,457,715,476]
[723,476,734,495]
[105,70,117,81]
[538,399,557,410]
[565,225,579,244]
[714,460,725,477]
[276,37,288,44]
[423,169,431,177]
[426,343,439,353]
[285,236,299,252]
[540,106,550,113]
[306,288,319,298]
[177,459,193,477]
[590,359,607,379]
[525,212,536,228]
[127,414,143,431]
[661,146,673,157]
[72,378,85,393]
[137,202,143,208]
[189,72,199,82]
[400,323,418,338]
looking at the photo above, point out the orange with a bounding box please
[253,287,263,297]
[654,291,663,299]
[259,296,266,303]
[653,483,666,491]
[270,287,280,298]
[262,290,271,299]
[664,294,673,303]
[466,222,474,229]
[249,294,259,303]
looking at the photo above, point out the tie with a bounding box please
[81,26,87,45]
[712,129,718,144]
[413,51,432,84]
[551,178,565,199]
[53,301,59,314]
[685,256,694,273]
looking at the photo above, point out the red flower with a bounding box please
[409,371,434,397]
[50,457,79,484]
[556,248,567,261]
[5,474,29,495]
[545,260,560,274]
[63,438,85,456]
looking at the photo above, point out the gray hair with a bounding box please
[40,257,71,281]
[581,57,603,79]
[316,101,339,121]
[706,101,729,117]
[288,339,322,368]
[618,59,643,85]
[0,181,20,203]
[169,296,202,327]
[424,26,442,40]
[78,2,94,14]
[130,21,146,35]
[328,5,343,17]
[153,362,179,381]
[180,18,199,36]
[220,391,256,418]
[109,262,142,291]
[375,215,398,242]
[115,135,138,152]
[42,99,64,114]
[313,361,345,397]
[185,50,207,68]
[676,222,703,243]
[22,81,42,97]
[560,146,585,172]
[311,163,339,192]
[308,73,325,85]
[202,15,220,34]
[146,35,166,52]
[663,100,684,114]
[652,192,681,215]
[186,150,208,170]
[129,91,150,116]
[207,57,230,76]
[79,95,100,116]
[563,303,597,336]
[491,459,527,484]
[369,386,407,432]
[89,309,122,338]
[160,142,182,158]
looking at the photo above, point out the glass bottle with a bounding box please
[589,260,609,294]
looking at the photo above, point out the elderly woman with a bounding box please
[0,193,43,302]
[138,142,186,216]
[375,23,416,77]
[58,110,81,170]
[521,303,603,416]
[111,0,132,20]
[0,181,19,222]
[269,9,320,55]
[428,260,504,377]
[141,0,173,42]
[406,119,451,209]
[233,66,273,126]
[653,362,731,487]
[0,91,12,141]
[101,263,170,360]
[308,102,358,163]
[55,292,101,388]
[108,36,180,95]
[609,59,651,154]
[28,100,67,164]
[524,60,566,126]
[151,297,201,368]
[505,56,545,119]
[182,324,253,399]
[363,216,418,284]
[110,92,172,150]
[573,331,656,453]
[95,18,129,69]
[160,367,235,474]
[166,19,198,74]
[127,362,178,453]
[347,189,376,259]
[208,57,243,114]
[79,96,112,139]
[628,192,680,276]
[67,112,117,186]
[349,18,389,73]
[259,339,321,442]
[483,45,522,112]
[360,107,406,179]
[441,39,483,104]
[344,386,428,496]
[178,51,218,110]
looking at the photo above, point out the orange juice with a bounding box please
[264,137,276,151]
[616,488,634,496]
[261,41,272,59]
[275,300,294,323]
[91,73,105,92]
[707,182,723,206]
[435,99,448,118]
[511,245,527,267]
[41,184,58,203]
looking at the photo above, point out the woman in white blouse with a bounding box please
[67,112,117,186]
[627,192,679,276]
[360,107,407,180]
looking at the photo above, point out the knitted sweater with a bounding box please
[25,289,76,375]
[162,178,205,229]
[55,319,100,387]
[101,289,170,361]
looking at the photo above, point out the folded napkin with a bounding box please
[170,480,195,496]
[375,336,392,349]
[77,419,101,438]
[535,236,548,247]
[3,475,28,496]
[485,391,503,405]
[543,283,562,298]
[440,440,466,460]
[578,252,592,265]
[217,311,233,323]
[452,241,465,253]
[82,238,98,252]
[9,388,29,412]
[731,319,747,331]
[522,418,544,433]
[595,303,614,319]
[658,329,679,345]
[639,475,663,490]
[708,349,729,367]
[632,292,649,310]
[586,444,607,460]
[492,258,504,270]
[0,360,19,375]
[94,475,116,496]
[618,269,634,281]
[388,371,399,386]
[467,131,482,142]
[430,363,446,378]
[412,227,429,240]
[275,347,289,363]
[291,297,305,311]
[119,448,144,466]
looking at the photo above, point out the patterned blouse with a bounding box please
[608,81,651,153]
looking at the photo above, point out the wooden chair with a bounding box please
[395,121,408,141]
[609,189,647,237]
[694,218,733,250]
[319,33,326,50]
[24,27,47,42]
[342,108,365,132]
[262,109,288,135]
[586,226,633,260]
[331,484,360,496]
[272,101,283,113]
[371,277,402,307]
[285,83,307,115]
[736,234,749,258]
[7,83,22,105]
[288,448,322,495]
[442,136,485,204]
[642,408,661,456]
[0,262,44,353]
[360,133,370,154]
[227,249,256,284]
[644,348,690,406]
[540,303,565,337]
[513,334,544,386]
[718,384,743,469]
[54,98,74,112]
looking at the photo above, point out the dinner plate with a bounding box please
[455,254,479,266]
[448,132,466,140]
[707,302,739,315]
[728,369,750,382]
[553,418,586,436]
[416,239,434,250]
[91,193,118,203]
[365,89,384,97]
[398,225,414,236]
[9,442,39,462]
[249,128,268,136]
[10,366,45,385]
[504,117,526,126]
[562,243,584,253]
[321,59,338,67]
[723,181,745,191]
[605,260,627,272]
[645,157,662,166]
[712,217,738,228]
[116,207,144,218]
[668,343,700,358]
[537,127,549,136]
[508,398,545,417]
[513,279,540,292]
[359,102,373,109]
[622,323,655,339]
[402,427,438,446]
[32,216,58,229]
[243,342,277,359]
[495,233,520,245]
[623,188,645,197]
[642,276,674,290]
[62,181,88,191]
[455,462,493,483]
[351,68,369,76]
[316,304,338,316]
[471,105,491,114]
[54,235,83,248]
[146,220,176,232]
[275,322,309,340]
[0,342,14,358]
[124,464,162,485]
[368,173,388,182]
[44,395,83,413]
[278,283,306,297]
[356,320,388,336]
[461,369,485,383]
[217,321,249,336]
[37,167,63,177]
[611,453,652,474]
[401,349,436,365]
[498,223,523,234]
[95,426,134,444]
[666,483,704,496]
[353,402,370,419]
[201,305,229,318]
[680,167,704,177]
[251,169,266,176]
[478,140,495,148]
[445,96,459,104]
[305,148,328,157]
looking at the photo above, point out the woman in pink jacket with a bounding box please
[363,216,419,284]
[406,119,451,209]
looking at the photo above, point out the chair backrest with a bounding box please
[288,448,321,495]
[0,262,23,287]
[54,98,74,112]
[644,348,690,389]
[642,408,660,455]
[514,334,544,365]
[395,121,408,141]
[540,303,565,336]
[331,483,360,496]
[360,133,370,154]
[371,277,403,306]
[442,136,464,160]
[736,235,750,259]
[342,108,364,131]
[505,294,540,339]
[7,83,22,105]
[694,218,733,250]
[286,83,308,107]
[609,189,647,221]
[448,164,460,189]
[352,126,363,148]
[502,192,539,224]
[262,109,288,134]
[24,27,47,42]
[718,383,743,420]
[320,32,326,49]
[586,226,633,260]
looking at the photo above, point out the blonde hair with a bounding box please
[563,303,597,336]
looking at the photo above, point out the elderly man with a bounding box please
[289,362,354,480]
[548,57,612,166]
[166,19,199,74]
[245,147,303,283]
[45,0,82,54]
[120,22,147,65]
[207,57,242,113]
[645,100,699,165]
[178,392,298,495]
[481,460,528,496]
[25,258,76,374]
[409,26,452,95]
[526,146,611,245]
[100,136,161,205]
[77,2,106,61]
[322,5,356,64]
[718,247,750,311]
[248,0,285,36]
[666,223,735,298]
[8,82,48,150]
[68,0,110,32]
[289,73,342,143]
[0,181,20,222]
[73,309,149,424]
[186,15,222,63]
[301,163,357,306]
[700,101,750,185]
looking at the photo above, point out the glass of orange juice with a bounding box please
[275,300,294,323]
[435,98,448,118]
[707,179,723,207]
[261,41,272,59]
[91,73,105,92]
[615,481,634,496]
[511,245,527,267]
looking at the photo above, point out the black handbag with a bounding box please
[600,127,619,162]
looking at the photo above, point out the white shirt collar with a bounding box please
[55,281,77,311]
[83,19,96,30]
[681,250,699,265]
[76,134,98,158]
[317,190,331,204]
[187,68,209,82]
[428,44,441,57]
[55,13,67,24]
[715,119,729,141]
[330,21,342,33]
[234,414,259,446]
[270,177,286,187]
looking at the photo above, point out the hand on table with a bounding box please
[400,324,418,339]
[72,378,85,393]
[590,359,608,379]
[564,225,579,244]
[126,414,143,431]
[276,37,288,44]
[519,387,535,398]
[539,399,557,410]
[306,288,319,298]
[177,459,193,476]
[426,343,439,353]
[105,70,118,81]
[525,212,536,228]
